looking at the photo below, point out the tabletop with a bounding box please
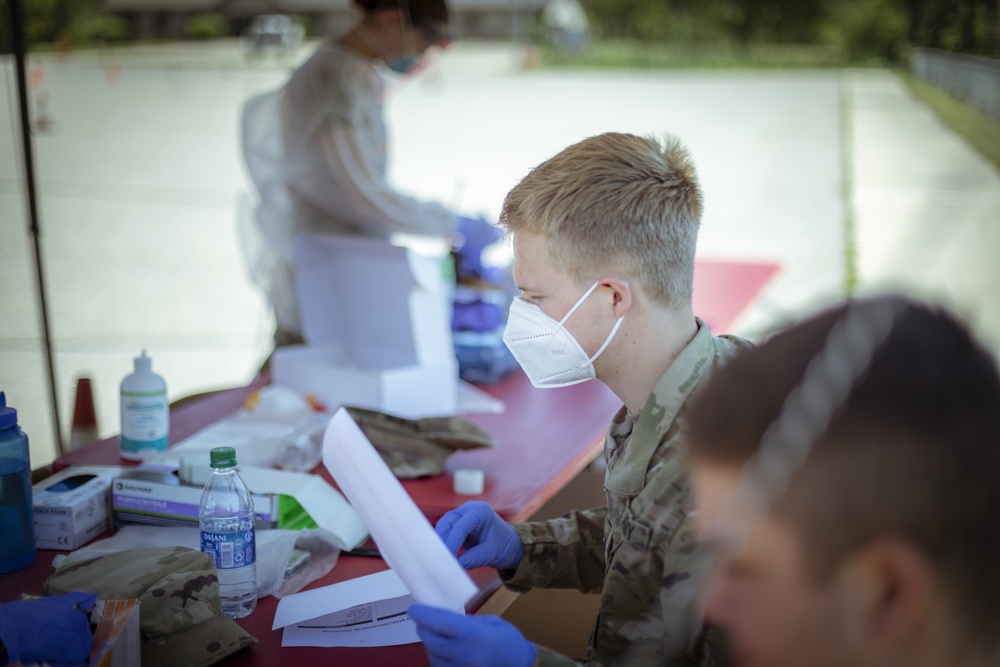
[4,259,778,664]
[3,369,623,666]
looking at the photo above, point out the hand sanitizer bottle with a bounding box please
[119,349,169,460]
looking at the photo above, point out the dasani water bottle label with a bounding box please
[201,525,256,570]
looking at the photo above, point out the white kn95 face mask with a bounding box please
[503,281,624,389]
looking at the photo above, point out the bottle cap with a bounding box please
[134,349,152,374]
[453,468,485,495]
[0,391,17,428]
[210,446,237,468]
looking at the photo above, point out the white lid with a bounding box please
[453,468,485,495]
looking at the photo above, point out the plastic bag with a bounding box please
[256,528,343,598]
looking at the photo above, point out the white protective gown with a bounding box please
[240,42,456,340]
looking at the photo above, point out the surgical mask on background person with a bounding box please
[503,281,624,388]
[385,53,421,74]
[386,0,422,75]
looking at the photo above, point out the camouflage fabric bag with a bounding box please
[345,406,495,479]
[44,545,257,667]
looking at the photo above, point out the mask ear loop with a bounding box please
[581,315,624,368]
[556,281,601,327]
[554,281,625,369]
[397,0,416,60]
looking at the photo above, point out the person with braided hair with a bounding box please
[686,295,1000,667]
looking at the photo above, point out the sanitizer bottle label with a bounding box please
[120,392,168,456]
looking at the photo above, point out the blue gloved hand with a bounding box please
[409,604,536,667]
[0,591,97,666]
[435,501,523,570]
[456,216,498,254]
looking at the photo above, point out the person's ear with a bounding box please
[838,538,935,649]
[598,276,631,319]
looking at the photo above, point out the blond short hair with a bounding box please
[499,132,703,309]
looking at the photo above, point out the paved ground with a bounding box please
[849,69,1000,347]
[1,40,997,466]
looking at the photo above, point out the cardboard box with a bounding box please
[89,599,141,667]
[33,466,123,550]
[272,234,458,418]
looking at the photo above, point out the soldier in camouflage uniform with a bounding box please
[503,323,747,666]
[407,132,749,667]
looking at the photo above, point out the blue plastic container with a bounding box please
[0,391,36,573]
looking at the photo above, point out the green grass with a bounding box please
[539,39,847,70]
[899,70,1000,174]
[839,72,858,297]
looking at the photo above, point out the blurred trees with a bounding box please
[2,0,998,60]
[582,0,1000,61]
[183,12,228,40]
[0,0,129,47]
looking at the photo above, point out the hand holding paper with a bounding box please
[408,604,537,667]
[323,408,478,613]
[435,501,523,571]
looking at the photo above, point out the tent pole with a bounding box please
[9,0,66,456]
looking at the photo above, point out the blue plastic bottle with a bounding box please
[0,391,36,573]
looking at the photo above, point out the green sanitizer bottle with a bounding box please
[119,349,169,460]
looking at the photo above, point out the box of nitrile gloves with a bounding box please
[110,471,300,530]
[33,466,123,550]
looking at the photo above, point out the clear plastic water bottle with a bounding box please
[0,391,36,573]
[199,446,257,618]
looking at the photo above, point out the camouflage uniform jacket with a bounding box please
[501,320,750,667]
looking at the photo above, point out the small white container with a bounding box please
[119,349,169,460]
[453,468,485,495]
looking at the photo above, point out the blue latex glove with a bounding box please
[451,299,503,333]
[409,604,536,667]
[435,501,523,570]
[454,216,500,284]
[0,591,97,667]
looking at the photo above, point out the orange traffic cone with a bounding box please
[69,377,99,450]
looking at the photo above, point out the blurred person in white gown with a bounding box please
[240,0,494,346]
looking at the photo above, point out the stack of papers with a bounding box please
[273,408,479,647]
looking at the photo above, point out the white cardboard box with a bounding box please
[33,466,123,550]
[272,234,458,418]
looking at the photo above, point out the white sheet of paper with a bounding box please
[274,569,419,647]
[281,596,419,647]
[323,408,478,613]
[273,568,408,628]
